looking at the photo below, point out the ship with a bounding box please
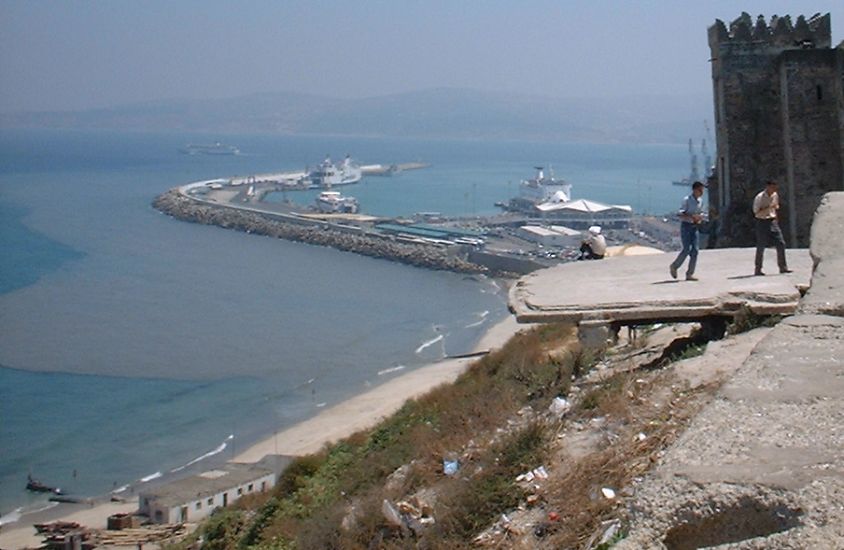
[499,166,572,212]
[315,191,360,214]
[305,155,362,188]
[180,142,240,156]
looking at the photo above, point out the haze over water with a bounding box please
[0,129,691,516]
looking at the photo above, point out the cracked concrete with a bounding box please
[617,192,844,549]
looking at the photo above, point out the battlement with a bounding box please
[709,12,831,50]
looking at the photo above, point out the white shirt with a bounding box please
[587,234,607,255]
[753,190,778,220]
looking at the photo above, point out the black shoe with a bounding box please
[669,265,678,279]
[755,270,765,276]
[780,268,793,274]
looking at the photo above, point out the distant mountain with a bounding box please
[0,88,712,143]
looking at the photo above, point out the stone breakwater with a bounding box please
[152,189,490,275]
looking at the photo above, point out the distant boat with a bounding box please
[305,155,362,188]
[26,474,62,495]
[316,191,360,214]
[180,142,240,156]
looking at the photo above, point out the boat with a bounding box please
[26,474,62,495]
[180,142,240,156]
[499,166,572,213]
[316,191,360,214]
[305,155,362,188]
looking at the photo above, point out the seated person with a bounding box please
[579,226,606,260]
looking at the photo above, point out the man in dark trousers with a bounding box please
[670,181,705,281]
[752,180,791,276]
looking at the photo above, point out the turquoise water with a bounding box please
[0,129,687,518]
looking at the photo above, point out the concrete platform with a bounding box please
[509,248,813,324]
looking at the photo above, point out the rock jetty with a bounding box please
[152,189,489,275]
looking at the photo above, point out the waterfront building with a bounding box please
[138,456,289,524]
[535,199,632,229]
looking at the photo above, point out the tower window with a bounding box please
[817,85,823,101]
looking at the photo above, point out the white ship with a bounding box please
[306,155,362,188]
[519,166,571,204]
[316,191,360,214]
[180,142,240,156]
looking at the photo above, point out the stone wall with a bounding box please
[709,13,844,247]
[152,190,492,275]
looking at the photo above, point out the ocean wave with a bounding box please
[138,471,162,483]
[464,310,490,328]
[415,334,444,354]
[2,501,60,526]
[0,507,22,526]
[111,484,130,494]
[377,365,406,376]
[170,434,234,473]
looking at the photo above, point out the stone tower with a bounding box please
[708,13,844,247]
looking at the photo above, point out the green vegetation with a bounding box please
[172,323,579,550]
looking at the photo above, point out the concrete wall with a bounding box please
[141,471,276,524]
[708,13,844,248]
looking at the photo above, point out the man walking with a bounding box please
[753,180,791,275]
[670,181,705,281]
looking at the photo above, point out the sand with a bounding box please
[0,315,523,550]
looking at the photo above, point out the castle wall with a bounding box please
[708,13,844,247]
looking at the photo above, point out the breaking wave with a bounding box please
[170,434,234,473]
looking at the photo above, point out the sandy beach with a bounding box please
[0,315,522,550]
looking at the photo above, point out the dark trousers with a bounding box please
[579,243,603,260]
[754,218,787,272]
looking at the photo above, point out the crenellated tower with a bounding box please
[708,13,844,247]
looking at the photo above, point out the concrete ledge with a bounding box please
[809,192,844,265]
[509,248,812,324]
[618,314,844,548]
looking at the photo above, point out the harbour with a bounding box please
[0,129,690,524]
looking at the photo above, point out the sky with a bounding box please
[1,0,843,112]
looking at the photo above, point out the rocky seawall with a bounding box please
[152,189,490,275]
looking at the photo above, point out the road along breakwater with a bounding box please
[153,189,491,274]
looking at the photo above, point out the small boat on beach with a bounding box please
[26,474,63,495]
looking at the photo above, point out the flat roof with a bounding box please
[140,456,291,508]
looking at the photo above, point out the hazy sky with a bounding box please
[2,1,843,112]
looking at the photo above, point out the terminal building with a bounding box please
[534,199,633,229]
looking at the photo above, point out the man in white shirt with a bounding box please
[579,226,606,260]
[752,180,790,276]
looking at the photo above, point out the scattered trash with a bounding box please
[381,499,404,528]
[516,465,549,482]
[443,458,459,476]
[601,487,616,500]
[548,511,560,521]
[637,432,647,442]
[599,519,621,545]
[548,396,571,416]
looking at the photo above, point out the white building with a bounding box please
[517,225,582,247]
[139,456,289,524]
[535,199,633,229]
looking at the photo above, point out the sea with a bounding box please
[0,128,688,521]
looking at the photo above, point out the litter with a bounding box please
[601,487,616,499]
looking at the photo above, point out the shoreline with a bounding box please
[0,314,522,550]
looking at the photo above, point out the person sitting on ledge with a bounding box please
[579,225,606,260]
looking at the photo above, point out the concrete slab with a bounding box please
[509,248,812,324]
[809,192,844,265]
[617,314,844,548]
